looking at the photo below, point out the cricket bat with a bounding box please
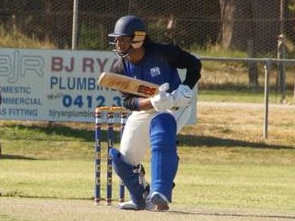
[97,72,159,98]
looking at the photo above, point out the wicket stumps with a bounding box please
[94,106,127,205]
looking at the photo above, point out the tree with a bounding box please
[219,0,280,53]
[219,0,281,89]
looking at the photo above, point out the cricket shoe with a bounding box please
[119,200,144,210]
[119,183,152,210]
[118,196,155,210]
[150,192,169,211]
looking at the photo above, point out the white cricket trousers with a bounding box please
[120,105,192,166]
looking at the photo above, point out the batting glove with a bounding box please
[172,84,193,108]
[150,83,174,111]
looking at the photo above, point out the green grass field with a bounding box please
[0,98,295,221]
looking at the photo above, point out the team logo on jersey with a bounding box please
[150,67,161,77]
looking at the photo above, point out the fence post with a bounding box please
[277,34,286,103]
[263,60,271,139]
[72,0,79,49]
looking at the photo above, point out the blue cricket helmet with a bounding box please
[108,15,146,38]
[108,15,147,57]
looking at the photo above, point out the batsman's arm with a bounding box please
[122,93,153,111]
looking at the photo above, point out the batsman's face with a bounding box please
[114,36,132,55]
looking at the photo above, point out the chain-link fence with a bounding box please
[0,0,293,52]
[0,0,295,101]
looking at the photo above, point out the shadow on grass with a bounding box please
[3,123,294,150]
[3,123,95,141]
[177,134,294,150]
[0,154,38,160]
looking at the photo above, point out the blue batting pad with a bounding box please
[150,113,178,202]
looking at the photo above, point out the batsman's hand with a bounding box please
[172,84,193,108]
[150,83,174,111]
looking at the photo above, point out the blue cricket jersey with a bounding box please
[111,41,201,110]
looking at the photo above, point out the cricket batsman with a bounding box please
[107,15,202,210]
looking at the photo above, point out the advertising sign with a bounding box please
[0,49,196,123]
